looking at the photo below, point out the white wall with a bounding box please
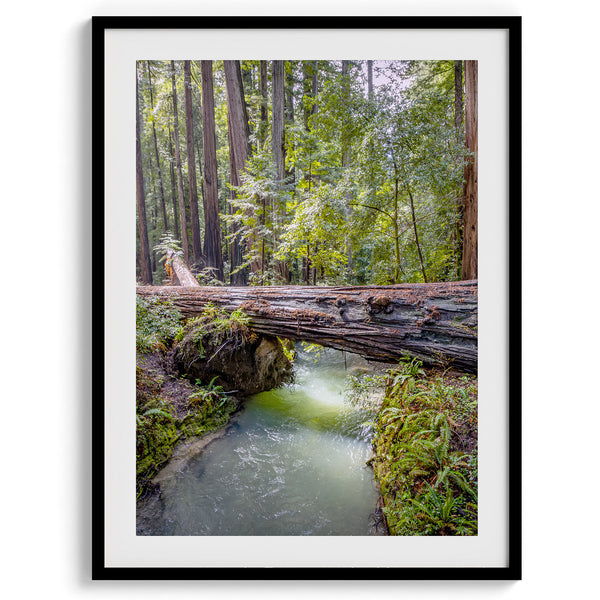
[2,0,598,597]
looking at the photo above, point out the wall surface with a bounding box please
[2,0,598,597]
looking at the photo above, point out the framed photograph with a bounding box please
[92,16,521,579]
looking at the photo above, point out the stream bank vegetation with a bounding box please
[366,358,477,535]
[136,296,292,498]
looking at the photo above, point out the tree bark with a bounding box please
[136,72,153,285]
[170,61,190,263]
[454,60,463,130]
[136,281,478,373]
[285,62,296,183]
[200,60,224,281]
[272,60,290,283]
[165,248,200,287]
[462,60,478,280]
[227,111,247,286]
[183,60,203,264]
[259,60,268,150]
[167,125,180,239]
[146,61,168,231]
[453,61,464,279]
[341,60,353,275]
[224,60,257,277]
[272,60,286,183]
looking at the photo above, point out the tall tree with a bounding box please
[341,60,353,276]
[259,61,269,150]
[454,60,464,130]
[224,60,255,281]
[136,71,153,284]
[170,61,190,263]
[272,60,290,282]
[454,60,464,277]
[227,112,245,285]
[200,60,224,281]
[167,125,180,239]
[146,61,168,231]
[284,62,296,183]
[272,61,286,183]
[183,60,203,263]
[462,60,478,280]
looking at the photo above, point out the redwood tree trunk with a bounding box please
[272,60,286,183]
[227,112,246,286]
[454,60,464,278]
[170,61,190,264]
[200,60,224,281]
[146,61,168,231]
[259,60,268,150]
[167,125,180,239]
[136,281,478,373]
[224,60,256,277]
[272,60,289,283]
[183,60,203,264]
[341,60,353,275]
[462,60,478,280]
[136,72,153,285]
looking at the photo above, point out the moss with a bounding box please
[136,393,239,499]
[371,360,478,536]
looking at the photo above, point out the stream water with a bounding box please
[137,345,384,536]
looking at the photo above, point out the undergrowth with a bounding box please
[136,366,238,499]
[136,296,184,353]
[135,301,250,498]
[371,358,478,536]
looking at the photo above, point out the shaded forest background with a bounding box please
[136,59,477,288]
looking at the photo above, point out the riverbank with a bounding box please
[369,360,478,536]
[135,297,293,499]
[136,351,241,498]
[138,345,386,536]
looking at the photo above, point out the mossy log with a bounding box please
[136,281,478,373]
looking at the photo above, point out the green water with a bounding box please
[139,346,383,536]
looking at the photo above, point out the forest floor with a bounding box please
[138,351,209,419]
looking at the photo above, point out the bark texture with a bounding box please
[170,61,190,263]
[146,61,168,231]
[165,249,200,287]
[183,60,203,264]
[200,60,224,281]
[272,60,286,183]
[136,74,153,285]
[137,281,478,372]
[224,60,256,276]
[462,60,478,280]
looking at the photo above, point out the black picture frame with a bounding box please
[92,15,521,580]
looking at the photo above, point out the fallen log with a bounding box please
[165,249,200,287]
[136,281,478,373]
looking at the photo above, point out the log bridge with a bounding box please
[138,253,477,373]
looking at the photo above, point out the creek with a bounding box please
[137,345,384,536]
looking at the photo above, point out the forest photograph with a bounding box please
[135,58,479,538]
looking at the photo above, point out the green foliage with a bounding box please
[187,376,227,411]
[137,59,471,286]
[372,358,478,536]
[300,341,324,362]
[344,372,387,410]
[153,232,183,263]
[136,296,184,353]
